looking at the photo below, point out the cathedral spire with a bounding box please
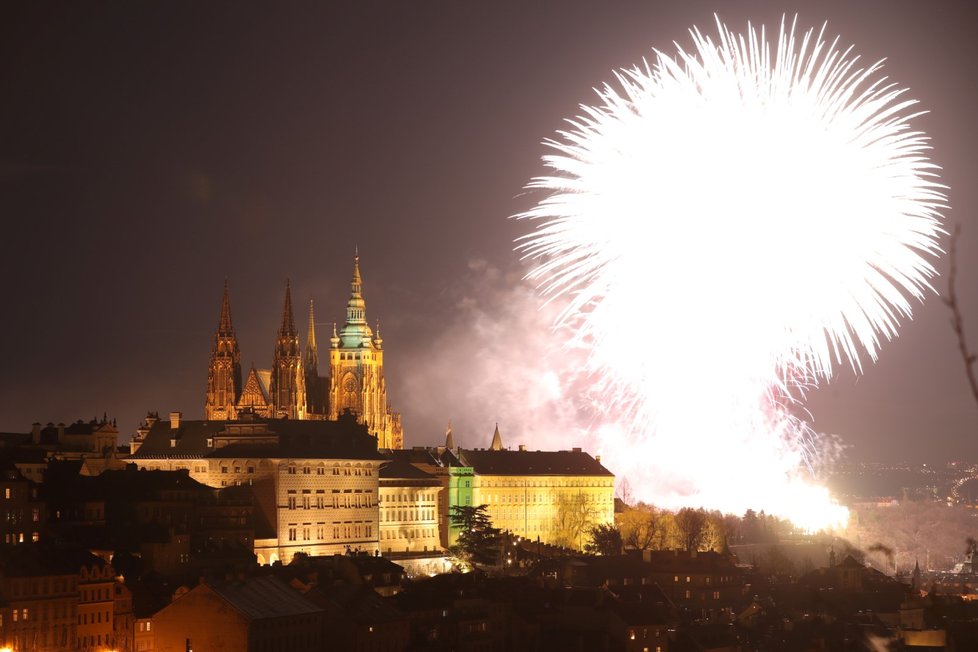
[304,299,322,416]
[339,252,372,347]
[280,279,297,337]
[346,253,366,326]
[218,279,234,337]
[205,280,242,420]
[270,280,305,419]
[306,299,318,367]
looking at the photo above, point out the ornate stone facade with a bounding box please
[202,255,402,448]
[327,255,403,449]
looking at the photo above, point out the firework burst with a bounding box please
[517,17,946,530]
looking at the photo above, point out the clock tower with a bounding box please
[328,254,403,448]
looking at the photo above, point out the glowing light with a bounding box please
[517,17,945,531]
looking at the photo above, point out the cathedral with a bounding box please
[204,255,403,449]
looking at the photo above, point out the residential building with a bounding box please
[150,576,324,652]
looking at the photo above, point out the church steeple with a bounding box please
[269,280,305,419]
[328,252,402,448]
[304,299,323,415]
[218,279,234,337]
[280,279,297,338]
[490,423,503,451]
[339,252,373,348]
[205,280,242,420]
[445,421,455,450]
[305,299,318,372]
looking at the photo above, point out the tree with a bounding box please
[942,223,978,410]
[674,507,708,552]
[585,523,624,556]
[449,504,501,566]
[616,477,634,506]
[619,503,666,551]
[553,491,599,549]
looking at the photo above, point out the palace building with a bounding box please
[455,425,616,549]
[204,254,403,449]
[128,410,385,564]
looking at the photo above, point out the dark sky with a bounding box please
[2,1,976,463]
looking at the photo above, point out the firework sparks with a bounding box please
[517,17,946,531]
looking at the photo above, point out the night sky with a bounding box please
[2,1,976,463]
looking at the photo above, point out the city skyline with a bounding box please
[3,1,977,463]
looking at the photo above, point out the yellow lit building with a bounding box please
[378,457,442,555]
[458,426,615,550]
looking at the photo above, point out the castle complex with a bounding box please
[204,255,403,449]
[120,253,614,564]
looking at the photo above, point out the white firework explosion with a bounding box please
[516,17,946,530]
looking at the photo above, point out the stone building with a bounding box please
[202,254,403,448]
[128,410,385,564]
[150,576,324,652]
[457,425,615,550]
[0,463,43,546]
[378,456,442,555]
[0,545,122,652]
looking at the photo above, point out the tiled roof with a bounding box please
[129,413,384,461]
[458,448,613,477]
[206,575,323,620]
[379,457,438,480]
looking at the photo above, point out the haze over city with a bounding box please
[2,0,977,464]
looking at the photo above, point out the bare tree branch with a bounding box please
[942,223,978,409]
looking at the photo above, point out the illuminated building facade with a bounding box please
[128,411,384,564]
[203,255,402,448]
[0,466,43,546]
[0,546,120,652]
[378,457,442,555]
[458,426,615,550]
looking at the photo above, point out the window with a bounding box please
[303,467,311,475]
[288,527,297,541]
[221,466,228,474]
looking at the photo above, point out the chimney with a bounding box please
[145,412,159,427]
[518,444,526,452]
[572,447,582,453]
[31,422,41,445]
[595,455,601,464]
[169,412,182,429]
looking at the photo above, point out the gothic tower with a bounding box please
[304,299,326,416]
[328,254,403,448]
[269,280,307,419]
[205,281,242,420]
